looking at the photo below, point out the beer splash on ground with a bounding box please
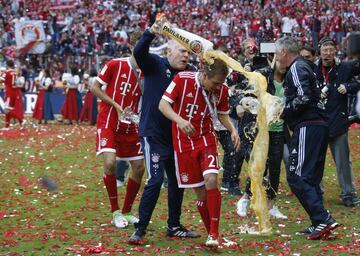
[159,19,284,234]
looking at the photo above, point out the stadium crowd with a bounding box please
[0,0,360,79]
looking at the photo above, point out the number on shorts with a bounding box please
[136,142,142,154]
[208,155,216,167]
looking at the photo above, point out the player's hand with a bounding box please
[178,119,195,136]
[337,84,347,94]
[230,129,240,151]
[115,104,124,119]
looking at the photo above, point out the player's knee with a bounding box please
[104,159,116,175]
[130,162,145,182]
[204,174,218,189]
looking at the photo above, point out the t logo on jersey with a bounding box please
[185,103,199,118]
[120,81,131,96]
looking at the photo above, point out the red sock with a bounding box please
[103,174,119,213]
[122,178,141,214]
[196,200,210,233]
[5,114,10,128]
[206,188,221,238]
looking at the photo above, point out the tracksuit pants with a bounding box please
[286,125,330,225]
[136,136,184,231]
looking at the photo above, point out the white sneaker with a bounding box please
[236,198,249,217]
[269,205,288,219]
[116,180,125,187]
[123,213,139,224]
[205,234,219,247]
[112,210,128,228]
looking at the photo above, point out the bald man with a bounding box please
[128,29,198,244]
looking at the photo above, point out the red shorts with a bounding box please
[115,132,143,160]
[96,128,117,155]
[174,146,219,188]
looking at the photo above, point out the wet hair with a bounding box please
[204,58,228,79]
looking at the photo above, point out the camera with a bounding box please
[260,42,276,54]
[252,42,275,70]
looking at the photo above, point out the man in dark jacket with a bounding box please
[315,37,360,207]
[275,36,339,240]
[128,24,198,244]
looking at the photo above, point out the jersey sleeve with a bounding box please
[216,85,230,114]
[96,60,115,86]
[162,74,182,104]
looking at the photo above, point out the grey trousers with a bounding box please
[329,132,356,199]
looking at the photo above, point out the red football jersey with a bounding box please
[162,71,229,153]
[4,69,16,98]
[96,58,142,133]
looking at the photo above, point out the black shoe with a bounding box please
[228,186,243,196]
[220,182,229,192]
[308,216,340,240]
[295,225,315,235]
[343,197,355,207]
[166,225,200,238]
[128,228,146,245]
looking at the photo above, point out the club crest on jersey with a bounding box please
[101,138,108,147]
[121,73,127,79]
[151,153,160,163]
[181,173,189,183]
[166,69,171,78]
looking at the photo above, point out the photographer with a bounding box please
[314,37,360,207]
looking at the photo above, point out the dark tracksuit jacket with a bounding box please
[284,56,330,225]
[133,29,195,230]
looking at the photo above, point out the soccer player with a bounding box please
[159,59,240,247]
[1,60,24,129]
[91,38,145,228]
